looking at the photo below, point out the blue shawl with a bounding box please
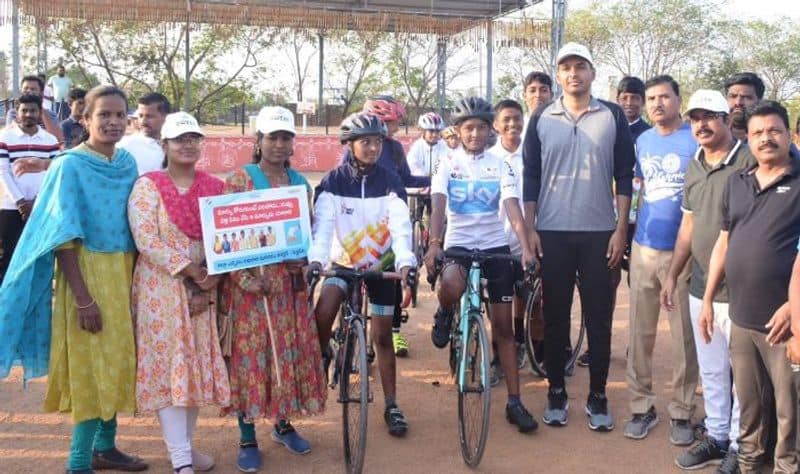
[0,145,138,381]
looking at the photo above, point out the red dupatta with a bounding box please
[145,170,224,241]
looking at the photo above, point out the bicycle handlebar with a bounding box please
[317,268,403,281]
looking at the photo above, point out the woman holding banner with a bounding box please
[220,106,325,473]
[128,112,230,474]
[0,85,147,473]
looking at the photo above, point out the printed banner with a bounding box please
[199,185,311,274]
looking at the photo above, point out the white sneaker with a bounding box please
[191,450,215,471]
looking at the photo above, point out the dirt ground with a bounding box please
[0,275,720,474]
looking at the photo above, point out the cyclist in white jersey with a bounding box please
[424,97,538,433]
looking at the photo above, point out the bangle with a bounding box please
[76,299,96,310]
[429,237,443,246]
[198,271,210,284]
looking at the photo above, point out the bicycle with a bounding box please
[523,270,586,378]
[309,267,402,474]
[430,248,518,467]
[407,189,430,308]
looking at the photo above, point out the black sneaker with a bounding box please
[384,404,408,437]
[675,436,726,470]
[576,350,590,367]
[431,307,453,349]
[584,391,614,432]
[717,447,739,474]
[506,403,538,433]
[542,387,569,426]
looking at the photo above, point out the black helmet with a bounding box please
[339,113,388,144]
[451,96,494,125]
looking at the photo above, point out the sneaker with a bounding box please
[271,420,311,455]
[585,392,614,432]
[431,307,453,349]
[516,342,527,369]
[236,444,262,472]
[490,358,504,387]
[191,450,214,471]
[506,403,538,433]
[66,470,94,474]
[91,447,148,471]
[674,436,726,470]
[623,406,659,440]
[576,350,590,367]
[542,387,569,426]
[717,447,739,474]
[393,332,409,357]
[670,419,694,446]
[384,404,409,437]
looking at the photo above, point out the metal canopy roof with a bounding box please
[16,0,545,35]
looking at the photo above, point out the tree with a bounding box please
[323,30,384,116]
[280,29,317,102]
[566,0,713,79]
[50,20,276,118]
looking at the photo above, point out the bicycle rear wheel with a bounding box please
[457,311,491,467]
[341,318,369,474]
[524,285,547,378]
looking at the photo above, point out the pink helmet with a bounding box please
[363,95,406,122]
[417,112,445,131]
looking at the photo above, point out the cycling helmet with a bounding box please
[417,112,445,131]
[363,95,406,122]
[339,112,388,144]
[441,126,457,139]
[451,96,494,125]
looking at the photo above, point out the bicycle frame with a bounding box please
[457,260,483,390]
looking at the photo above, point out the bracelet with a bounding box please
[76,299,96,310]
[198,272,210,284]
[429,237,443,246]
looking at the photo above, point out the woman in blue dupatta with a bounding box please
[0,85,147,473]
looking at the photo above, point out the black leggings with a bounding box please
[539,230,615,394]
[0,209,25,286]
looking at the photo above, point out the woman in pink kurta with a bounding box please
[129,112,230,474]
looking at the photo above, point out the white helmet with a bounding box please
[417,112,445,131]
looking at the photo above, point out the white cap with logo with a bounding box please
[684,89,729,116]
[161,112,205,139]
[556,42,593,66]
[256,106,296,135]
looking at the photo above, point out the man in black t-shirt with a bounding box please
[701,101,798,473]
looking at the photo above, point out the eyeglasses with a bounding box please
[688,112,726,123]
[172,135,204,145]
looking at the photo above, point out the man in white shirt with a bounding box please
[48,66,73,120]
[118,93,170,175]
[5,75,64,143]
[0,94,60,284]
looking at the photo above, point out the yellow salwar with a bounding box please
[44,241,137,423]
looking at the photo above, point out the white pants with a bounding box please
[689,295,740,450]
[157,406,200,469]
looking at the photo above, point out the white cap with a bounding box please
[161,112,205,139]
[684,89,729,116]
[556,42,593,66]
[256,106,296,135]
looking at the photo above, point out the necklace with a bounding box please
[260,164,288,185]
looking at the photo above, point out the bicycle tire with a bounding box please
[457,311,491,467]
[525,290,585,377]
[341,318,369,474]
[411,220,424,308]
[524,288,547,378]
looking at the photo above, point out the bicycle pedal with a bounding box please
[400,310,409,323]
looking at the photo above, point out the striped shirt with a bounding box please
[0,125,60,209]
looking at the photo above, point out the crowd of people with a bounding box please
[0,41,799,474]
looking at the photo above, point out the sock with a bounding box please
[157,406,192,469]
[68,418,101,470]
[507,394,522,407]
[275,419,292,435]
[385,395,396,409]
[392,327,400,333]
[238,413,258,446]
[712,437,730,451]
[93,414,117,452]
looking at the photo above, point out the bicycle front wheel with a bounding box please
[341,318,369,474]
[457,311,491,467]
